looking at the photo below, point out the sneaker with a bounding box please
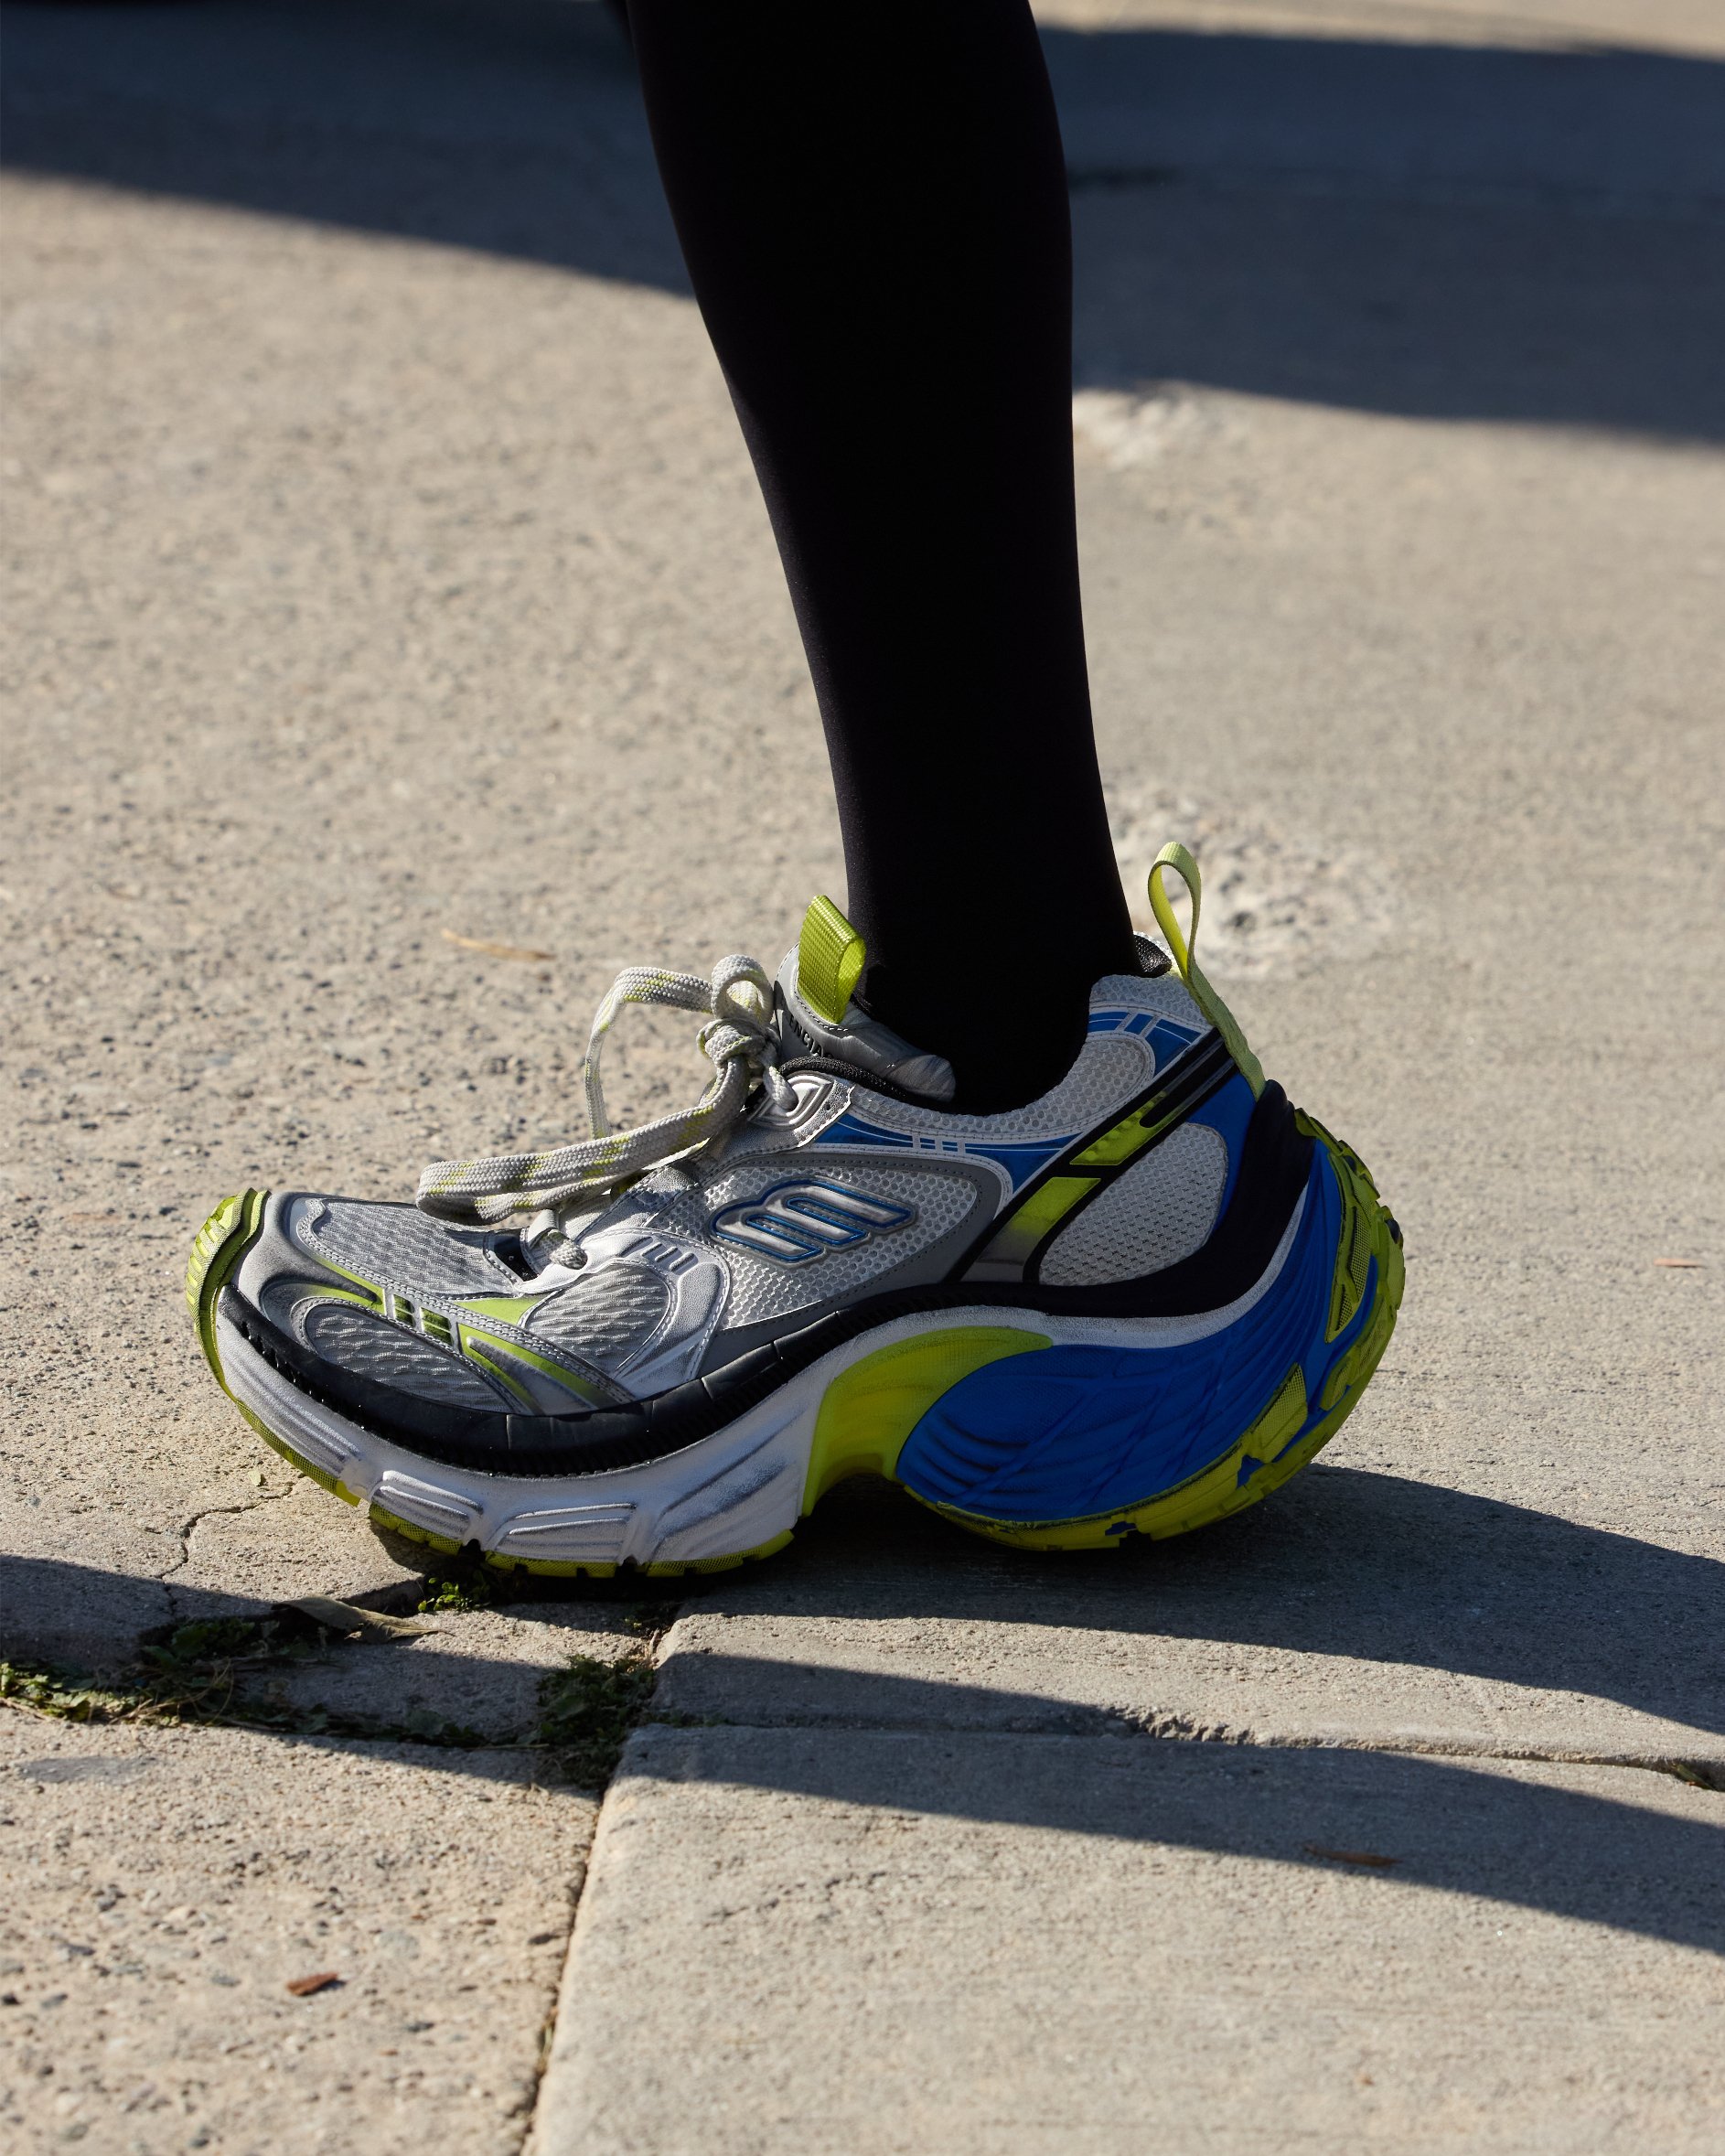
[186,842,1402,1577]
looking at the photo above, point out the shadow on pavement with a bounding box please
[742,1469,1725,1744]
[5,1544,1721,1948]
[5,0,1724,436]
[620,1718,1725,1958]
[8,1467,1721,1745]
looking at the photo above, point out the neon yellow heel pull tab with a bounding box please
[1147,841,1266,1097]
[798,895,867,1025]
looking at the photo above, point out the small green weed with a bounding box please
[0,1614,486,1749]
[416,1573,497,1616]
[534,1650,658,1786]
[0,1661,138,1724]
[414,1550,516,1614]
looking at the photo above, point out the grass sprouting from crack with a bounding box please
[532,1650,659,1787]
[410,1544,686,1620]
[0,1614,484,1749]
[4,1615,331,1730]
[4,1611,665,1782]
[0,1662,138,1726]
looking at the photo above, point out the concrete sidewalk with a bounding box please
[4,3,1721,2151]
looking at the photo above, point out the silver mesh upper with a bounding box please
[244,956,1236,1404]
[298,1302,509,1409]
[1038,1122,1228,1287]
[525,1265,671,1373]
[659,1161,979,1328]
[291,1196,518,1295]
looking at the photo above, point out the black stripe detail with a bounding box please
[956,1029,1236,1283]
[1026,1030,1237,1283]
[216,1083,1312,1483]
[775,1053,951,1109]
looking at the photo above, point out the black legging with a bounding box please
[630,1,1136,1110]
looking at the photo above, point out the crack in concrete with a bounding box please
[1114,1708,1725,1784]
[156,1487,295,1598]
[643,1712,1725,1791]
[512,1604,684,2156]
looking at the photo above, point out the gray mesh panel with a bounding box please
[291,1196,515,1294]
[860,1035,1150,1143]
[525,1265,671,1372]
[1037,1122,1227,1286]
[298,1302,509,1409]
[662,1164,977,1327]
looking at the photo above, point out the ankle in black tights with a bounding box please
[630,0,1138,1110]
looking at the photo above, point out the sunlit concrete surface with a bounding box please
[3,5,1720,2151]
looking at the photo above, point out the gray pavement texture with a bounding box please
[3,1,1723,2151]
[0,1713,592,2156]
[533,1729,1724,2156]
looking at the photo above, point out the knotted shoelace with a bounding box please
[415,953,792,1228]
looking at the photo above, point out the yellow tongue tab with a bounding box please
[798,895,867,1024]
[1147,840,1266,1098]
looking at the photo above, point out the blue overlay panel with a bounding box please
[896,1147,1356,1522]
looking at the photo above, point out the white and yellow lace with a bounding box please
[415,953,791,1227]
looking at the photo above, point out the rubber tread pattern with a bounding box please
[896,1140,1342,1518]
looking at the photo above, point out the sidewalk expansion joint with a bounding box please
[635,1712,1725,1792]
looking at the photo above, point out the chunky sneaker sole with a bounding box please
[186,1129,1400,1575]
[184,846,1403,1575]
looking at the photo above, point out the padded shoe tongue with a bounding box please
[776,896,957,1102]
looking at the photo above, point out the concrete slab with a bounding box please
[653,1471,1725,1771]
[532,1723,1725,2155]
[0,1713,594,2156]
[4,0,1720,1680]
[254,1603,650,1745]
[4,3,1722,2150]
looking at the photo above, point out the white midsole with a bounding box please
[216,1188,1307,1569]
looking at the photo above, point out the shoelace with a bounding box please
[415,953,793,1228]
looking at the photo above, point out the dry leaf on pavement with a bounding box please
[1303,1844,1401,1868]
[441,929,553,963]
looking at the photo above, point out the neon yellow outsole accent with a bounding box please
[802,1325,1052,1509]
[484,1557,619,1579]
[241,1405,359,1503]
[366,1502,466,1558]
[642,1529,798,1578]
[186,1188,269,1389]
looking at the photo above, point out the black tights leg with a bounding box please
[630,0,1136,1109]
